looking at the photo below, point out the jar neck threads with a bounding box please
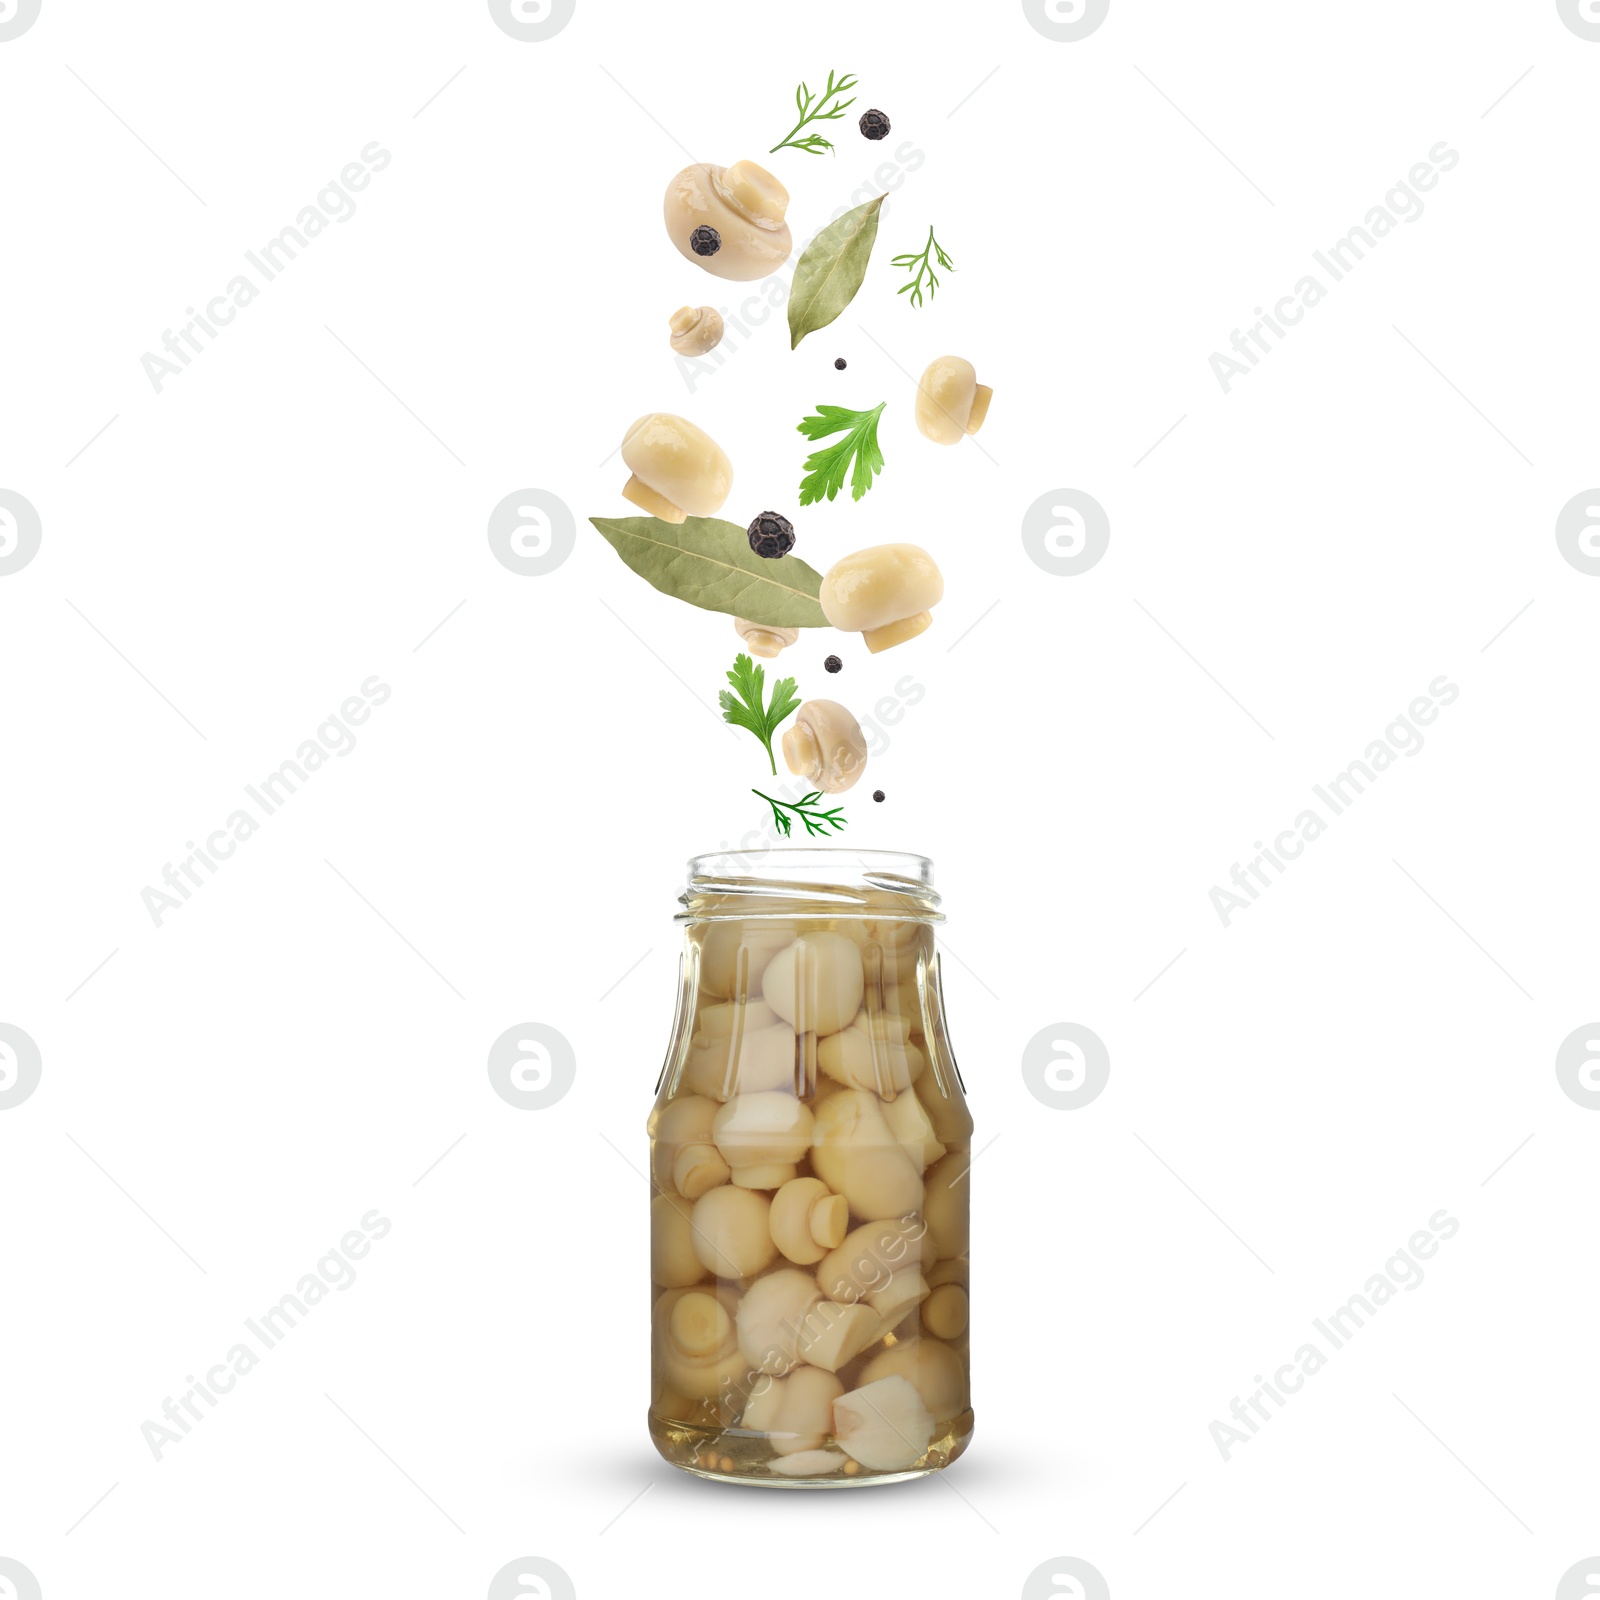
[680,850,940,924]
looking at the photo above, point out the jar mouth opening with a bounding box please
[681,848,940,921]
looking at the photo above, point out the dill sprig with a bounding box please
[769,70,859,156]
[891,227,956,309]
[754,789,848,838]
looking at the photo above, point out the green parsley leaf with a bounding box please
[797,401,887,505]
[719,653,800,775]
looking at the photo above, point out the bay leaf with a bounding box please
[787,194,885,350]
[589,515,829,628]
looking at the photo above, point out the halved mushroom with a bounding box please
[914,355,993,444]
[817,1218,931,1304]
[619,413,732,523]
[735,617,800,660]
[832,1375,936,1470]
[865,1268,930,1327]
[664,161,793,281]
[809,1090,925,1220]
[819,545,944,654]
[669,305,724,356]
[781,700,868,793]
[794,1299,882,1372]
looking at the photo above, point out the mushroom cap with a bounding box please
[690,1185,777,1279]
[819,545,944,635]
[696,922,794,1000]
[620,413,732,518]
[860,1337,968,1420]
[922,1282,970,1341]
[650,1093,728,1194]
[922,1148,971,1260]
[663,161,793,282]
[914,356,978,444]
[693,997,780,1042]
[684,1021,800,1100]
[762,932,865,1036]
[782,700,869,795]
[669,305,724,357]
[735,1268,824,1375]
[651,1192,709,1287]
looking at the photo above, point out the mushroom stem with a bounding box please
[966,385,994,434]
[621,473,686,523]
[862,611,932,654]
[719,160,789,225]
[782,721,819,779]
[734,619,799,661]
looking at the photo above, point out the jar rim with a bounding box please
[681,848,940,920]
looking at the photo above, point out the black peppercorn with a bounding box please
[872,790,885,802]
[824,655,842,673]
[746,511,795,559]
[859,109,891,141]
[834,357,847,370]
[689,225,721,257]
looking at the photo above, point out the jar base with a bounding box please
[648,1408,974,1487]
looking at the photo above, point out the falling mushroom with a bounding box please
[664,160,793,281]
[619,413,732,523]
[781,700,868,793]
[819,544,944,653]
[669,305,724,356]
[914,355,993,445]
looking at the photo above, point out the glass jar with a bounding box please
[647,849,973,1486]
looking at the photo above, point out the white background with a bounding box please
[2,1,1598,1597]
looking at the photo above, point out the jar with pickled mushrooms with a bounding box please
[647,850,974,1485]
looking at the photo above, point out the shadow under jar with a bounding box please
[647,850,973,1487]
